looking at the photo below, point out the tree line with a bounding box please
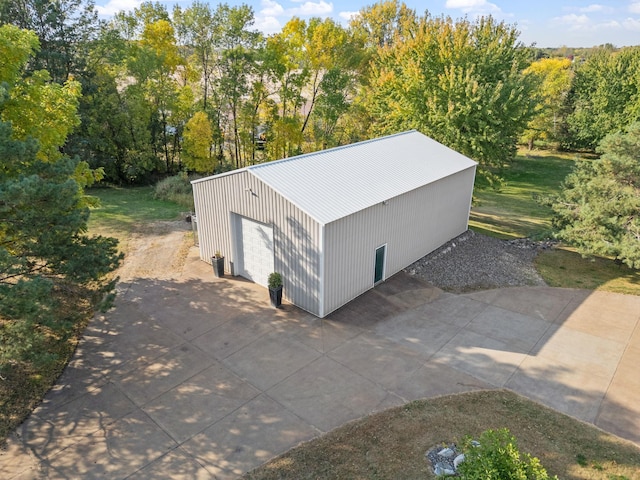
[0,0,638,382]
[0,0,638,276]
[1,0,638,187]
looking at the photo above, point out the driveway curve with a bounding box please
[2,225,639,479]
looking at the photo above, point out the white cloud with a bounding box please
[622,16,640,29]
[255,15,282,34]
[339,10,359,22]
[575,4,617,14]
[255,0,333,34]
[551,13,633,33]
[256,0,285,35]
[579,4,604,13]
[630,2,640,13]
[445,0,501,13]
[600,20,622,29]
[289,1,333,16]
[446,0,484,7]
[551,13,591,29]
[96,0,143,17]
[516,18,531,31]
[260,0,285,17]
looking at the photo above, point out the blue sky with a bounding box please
[95,0,640,47]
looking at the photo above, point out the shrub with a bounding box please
[268,272,283,289]
[154,173,199,210]
[458,428,557,480]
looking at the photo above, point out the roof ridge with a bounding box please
[247,130,418,171]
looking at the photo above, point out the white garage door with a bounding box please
[237,217,274,288]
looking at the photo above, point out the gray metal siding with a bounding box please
[192,171,322,316]
[322,167,476,316]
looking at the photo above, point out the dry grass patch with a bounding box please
[244,390,640,480]
[0,284,95,442]
[537,248,640,296]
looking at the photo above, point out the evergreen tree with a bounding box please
[0,25,121,362]
[551,123,640,268]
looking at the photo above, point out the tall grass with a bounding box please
[153,173,201,210]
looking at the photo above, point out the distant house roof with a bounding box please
[193,130,477,225]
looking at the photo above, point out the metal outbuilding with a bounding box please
[191,130,477,317]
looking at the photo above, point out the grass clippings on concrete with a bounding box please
[244,390,640,480]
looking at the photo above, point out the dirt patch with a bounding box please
[116,220,193,282]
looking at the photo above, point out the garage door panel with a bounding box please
[238,217,274,288]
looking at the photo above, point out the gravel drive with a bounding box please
[405,230,551,293]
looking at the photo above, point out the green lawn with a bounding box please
[470,149,640,295]
[536,248,640,295]
[470,150,576,239]
[87,186,185,244]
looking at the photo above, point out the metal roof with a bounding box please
[194,131,477,225]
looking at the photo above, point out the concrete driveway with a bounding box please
[2,246,639,479]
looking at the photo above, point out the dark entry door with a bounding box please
[374,245,386,284]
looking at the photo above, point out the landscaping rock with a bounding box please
[438,447,455,457]
[453,453,465,468]
[427,443,474,476]
[426,443,462,476]
[406,230,550,292]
